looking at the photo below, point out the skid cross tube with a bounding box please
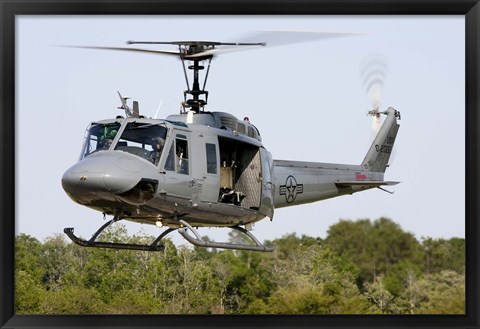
[63,216,176,251]
[177,219,275,252]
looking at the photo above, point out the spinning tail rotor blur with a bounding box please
[360,54,399,164]
[360,54,389,135]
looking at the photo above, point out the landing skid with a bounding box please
[64,216,275,252]
[177,219,275,252]
[64,216,171,251]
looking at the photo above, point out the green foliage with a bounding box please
[382,260,422,297]
[415,270,465,314]
[40,285,106,314]
[15,270,46,314]
[421,237,465,274]
[15,218,465,315]
[266,286,335,314]
[15,234,44,277]
[326,218,424,287]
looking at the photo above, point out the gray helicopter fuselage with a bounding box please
[62,108,400,232]
[63,111,273,229]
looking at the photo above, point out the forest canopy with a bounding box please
[15,217,465,314]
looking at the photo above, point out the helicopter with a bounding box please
[61,38,401,252]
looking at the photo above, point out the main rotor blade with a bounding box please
[241,29,367,48]
[185,30,365,58]
[62,45,180,56]
[127,40,266,47]
[61,44,263,60]
[61,29,365,61]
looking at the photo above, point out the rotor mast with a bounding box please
[180,48,211,113]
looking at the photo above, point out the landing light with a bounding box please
[155,220,163,228]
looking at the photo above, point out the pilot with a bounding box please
[150,137,165,165]
[97,138,113,150]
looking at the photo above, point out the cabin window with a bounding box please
[175,138,189,175]
[164,136,189,175]
[114,123,167,163]
[80,122,121,159]
[205,143,217,174]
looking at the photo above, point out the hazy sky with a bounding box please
[16,16,465,247]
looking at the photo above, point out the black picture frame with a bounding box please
[1,1,478,328]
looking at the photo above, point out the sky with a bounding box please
[16,16,465,247]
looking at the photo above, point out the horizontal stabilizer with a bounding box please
[335,180,399,188]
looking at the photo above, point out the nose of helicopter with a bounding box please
[61,153,158,206]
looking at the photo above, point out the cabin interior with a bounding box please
[218,137,261,210]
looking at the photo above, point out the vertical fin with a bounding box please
[361,107,400,173]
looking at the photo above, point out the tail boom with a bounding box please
[272,107,400,209]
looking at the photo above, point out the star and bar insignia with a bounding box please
[279,175,304,203]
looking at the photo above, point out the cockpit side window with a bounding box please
[81,122,120,159]
[164,143,175,171]
[114,123,167,164]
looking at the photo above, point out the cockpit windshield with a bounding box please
[114,122,168,164]
[80,122,121,160]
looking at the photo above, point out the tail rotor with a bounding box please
[360,54,389,134]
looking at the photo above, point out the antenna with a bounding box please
[153,100,164,119]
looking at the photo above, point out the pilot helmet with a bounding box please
[152,137,165,149]
[107,129,118,138]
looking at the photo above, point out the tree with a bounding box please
[209,248,275,314]
[325,219,373,277]
[396,269,425,314]
[15,270,46,314]
[166,245,221,314]
[421,237,465,274]
[39,234,78,290]
[325,218,423,286]
[311,247,369,314]
[416,270,465,314]
[382,259,422,297]
[39,285,106,314]
[266,286,335,314]
[15,234,44,277]
[15,234,46,313]
[363,276,396,314]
